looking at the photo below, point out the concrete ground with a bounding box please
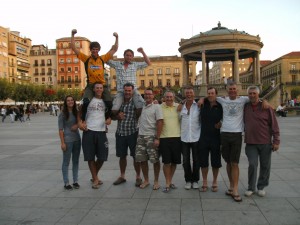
[0,113,299,225]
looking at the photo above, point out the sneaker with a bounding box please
[73,183,80,189]
[257,189,266,197]
[244,190,254,197]
[185,182,192,190]
[64,184,73,190]
[192,182,199,189]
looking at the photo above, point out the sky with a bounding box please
[1,0,300,70]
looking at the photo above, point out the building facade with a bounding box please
[30,45,57,87]
[8,31,32,84]
[109,55,197,95]
[56,36,90,90]
[0,26,9,79]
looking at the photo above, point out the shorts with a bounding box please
[159,137,181,164]
[115,131,138,158]
[135,135,159,163]
[83,84,112,101]
[198,137,221,168]
[221,132,242,163]
[82,130,109,161]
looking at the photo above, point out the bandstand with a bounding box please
[178,22,264,96]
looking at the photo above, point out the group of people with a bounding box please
[58,30,280,203]
[1,105,31,123]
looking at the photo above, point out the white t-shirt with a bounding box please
[86,97,106,131]
[217,96,249,133]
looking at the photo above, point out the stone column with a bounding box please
[202,51,207,84]
[206,62,210,85]
[234,49,240,84]
[182,58,189,86]
[256,51,261,85]
[252,56,257,83]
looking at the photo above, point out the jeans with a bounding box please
[245,144,272,191]
[182,141,200,182]
[62,140,81,184]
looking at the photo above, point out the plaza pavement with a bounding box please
[0,112,300,225]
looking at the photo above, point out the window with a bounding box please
[75,41,80,48]
[35,78,38,82]
[41,68,45,75]
[166,68,170,75]
[157,68,162,75]
[158,79,162,86]
[67,58,71,63]
[42,78,45,82]
[74,58,79,63]
[141,80,145,86]
[167,79,171,86]
[75,67,79,73]
[67,67,72,72]
[63,42,69,48]
[59,59,64,64]
[35,68,38,75]
[41,60,45,66]
[175,79,179,86]
[47,59,52,65]
[75,76,79,82]
[291,64,296,70]
[148,69,154,76]
[34,60,38,66]
[68,85,71,89]
[68,76,71,82]
[174,68,179,75]
[149,80,153,87]
[60,67,64,72]
[66,50,71,55]
[140,70,145,76]
[61,77,65,82]
[59,50,64,55]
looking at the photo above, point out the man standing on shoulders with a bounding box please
[199,87,223,192]
[79,82,111,189]
[159,90,181,193]
[180,86,201,190]
[112,83,142,187]
[216,82,249,202]
[244,86,280,197]
[107,48,151,116]
[135,88,163,190]
[71,29,118,121]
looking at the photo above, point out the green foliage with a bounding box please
[0,78,13,100]
[291,87,300,99]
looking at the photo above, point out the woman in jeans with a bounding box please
[58,96,81,190]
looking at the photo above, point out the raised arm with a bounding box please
[71,29,80,55]
[137,47,151,65]
[108,32,119,56]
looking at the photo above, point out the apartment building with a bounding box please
[8,31,32,84]
[30,45,57,87]
[109,55,197,95]
[0,26,9,79]
[56,36,90,89]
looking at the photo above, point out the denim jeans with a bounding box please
[62,140,81,184]
[182,141,200,182]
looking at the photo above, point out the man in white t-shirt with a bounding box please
[216,82,249,202]
[79,82,111,189]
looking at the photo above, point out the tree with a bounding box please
[291,87,300,99]
[0,78,13,101]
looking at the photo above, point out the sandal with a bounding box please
[225,189,233,196]
[170,184,177,189]
[211,186,218,192]
[200,186,208,192]
[92,183,100,189]
[232,194,242,202]
[90,179,103,185]
[162,187,170,193]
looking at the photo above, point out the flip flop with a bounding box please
[92,183,100,189]
[211,186,218,192]
[139,183,150,189]
[90,179,103,185]
[153,184,160,190]
[162,187,170,193]
[225,189,233,196]
[170,184,177,189]
[232,194,242,202]
[113,177,126,185]
[200,186,208,192]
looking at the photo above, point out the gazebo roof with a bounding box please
[178,22,263,62]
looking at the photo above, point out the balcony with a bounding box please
[47,63,52,66]
[34,73,39,76]
[33,63,39,67]
[290,70,300,74]
[286,81,300,86]
[148,73,154,76]
[173,73,180,77]
[40,63,45,66]
[47,72,53,75]
[40,73,45,75]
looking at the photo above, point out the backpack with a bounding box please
[84,56,105,84]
